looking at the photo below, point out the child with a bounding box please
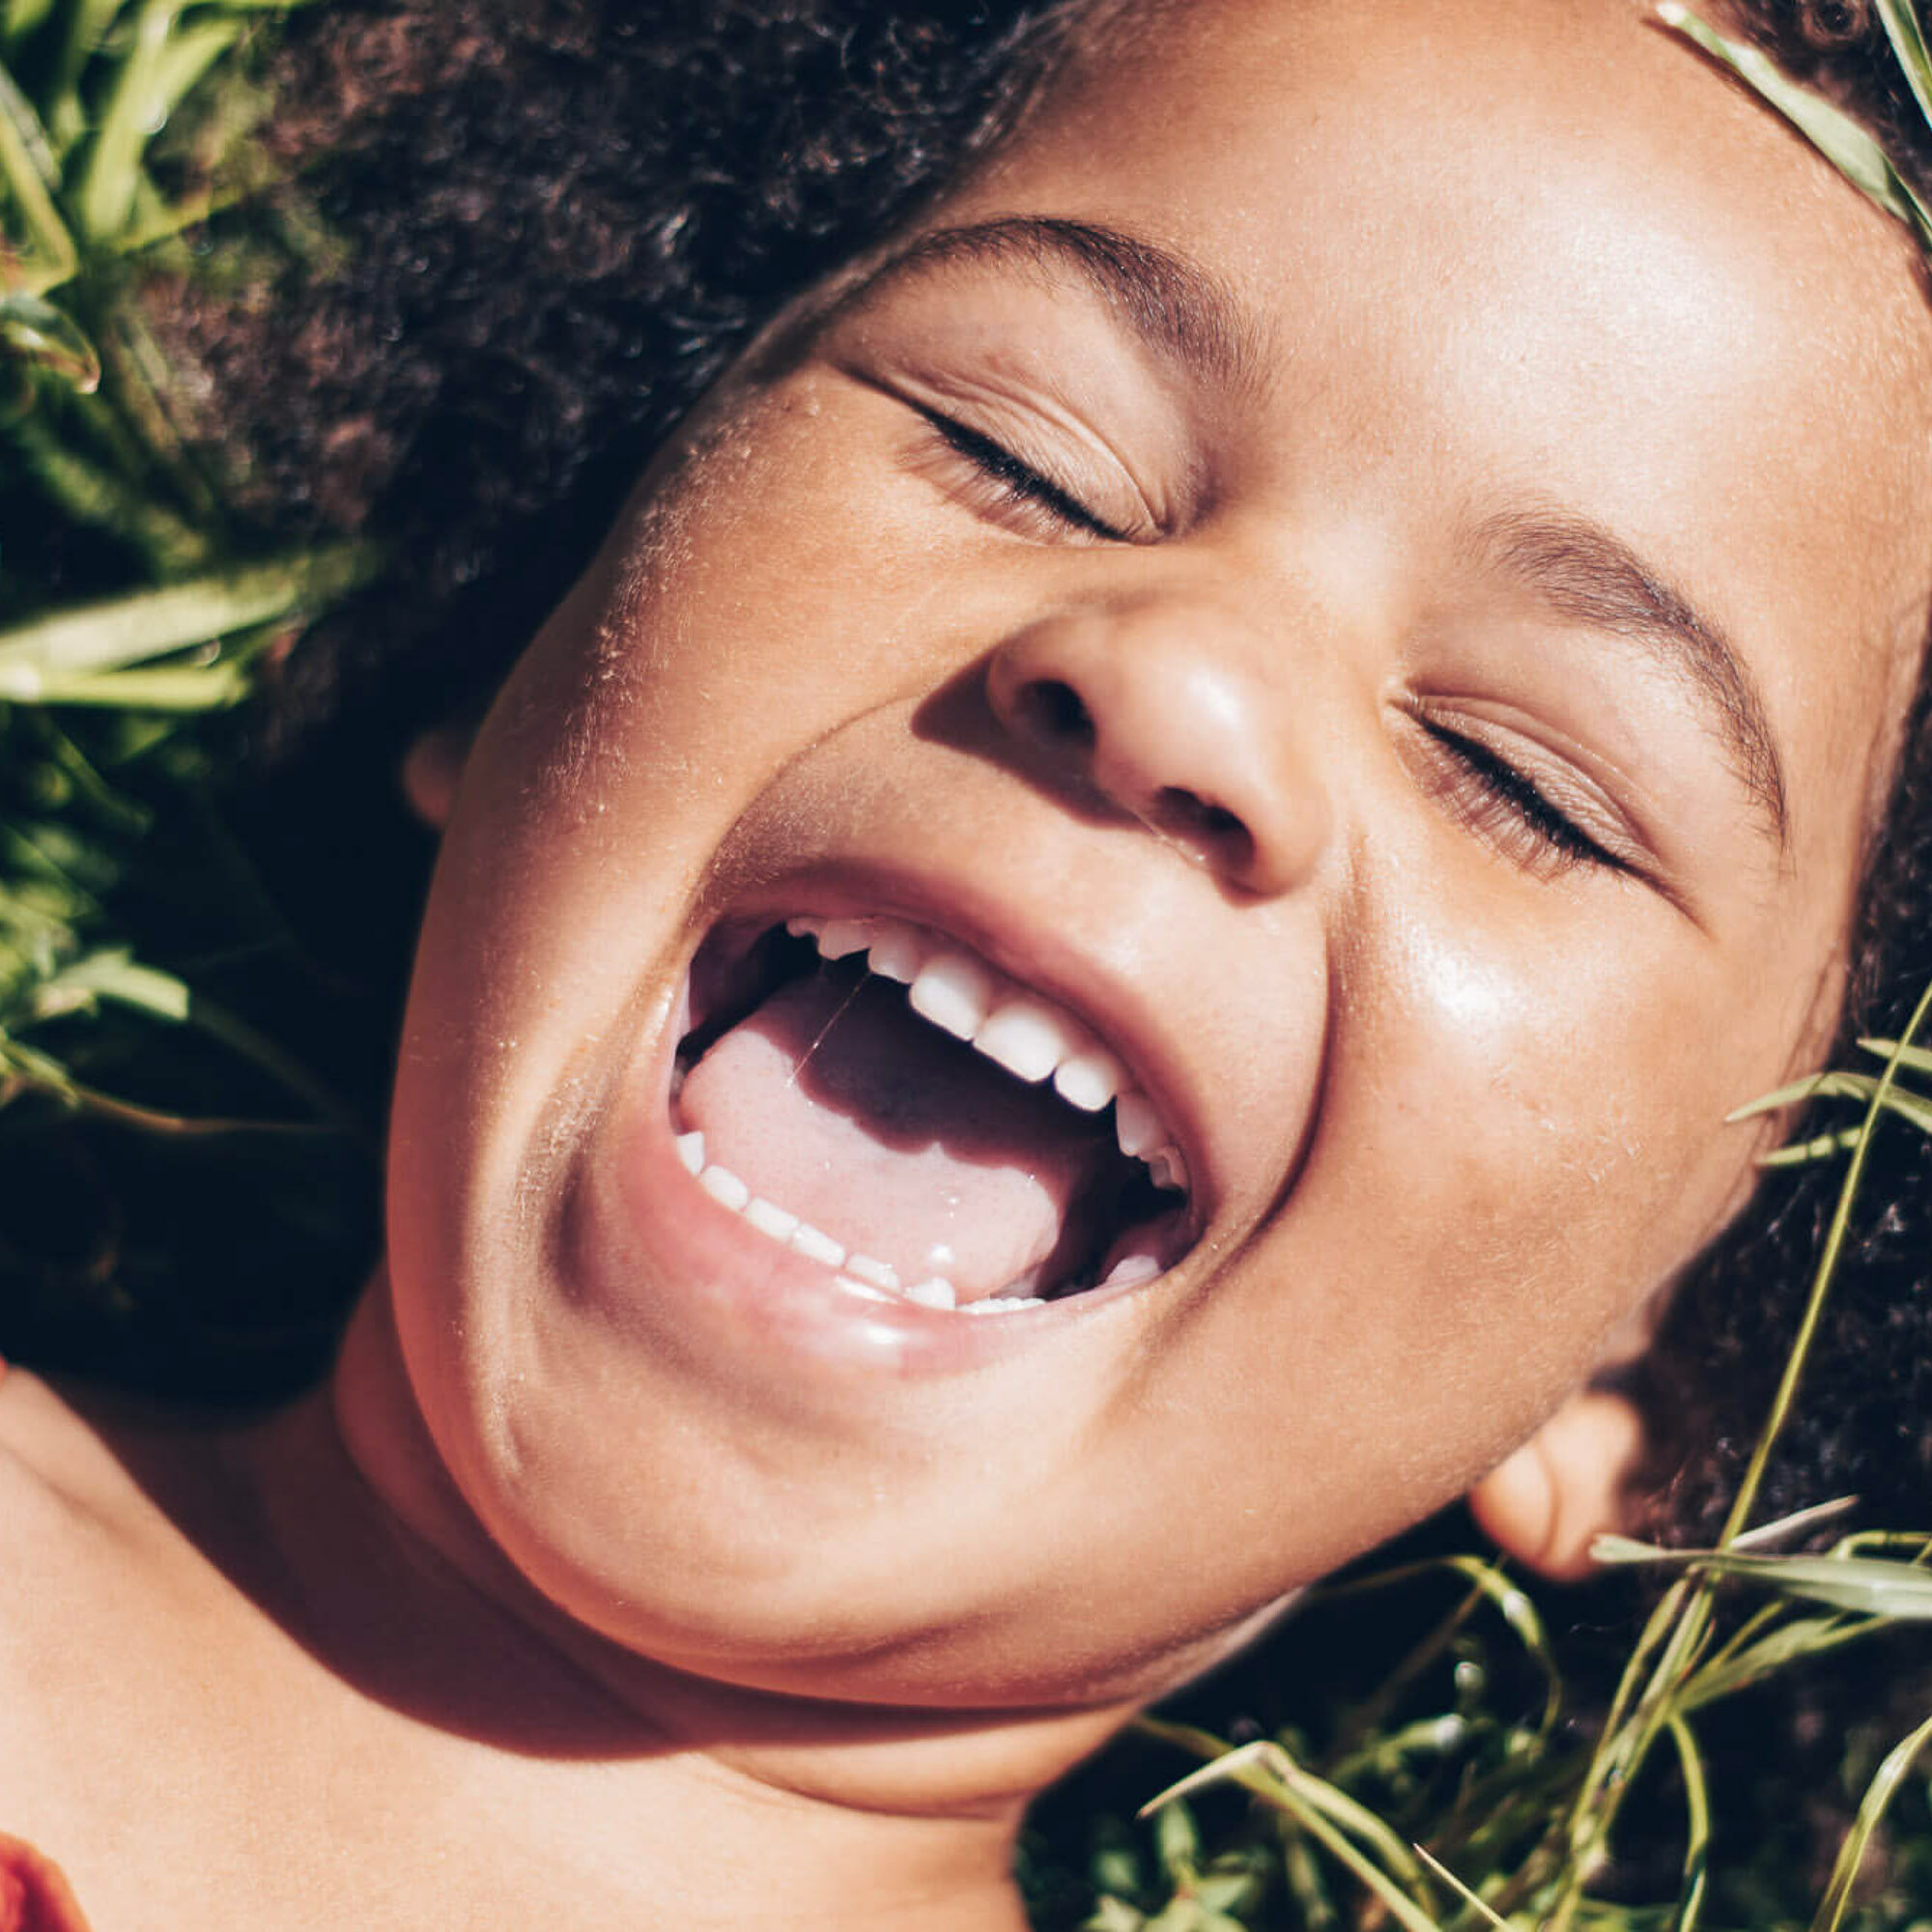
[6,0,1932,1922]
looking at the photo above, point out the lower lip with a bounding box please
[577,975,1148,1378]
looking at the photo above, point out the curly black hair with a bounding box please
[1634,1,1932,1547]
[141,0,1932,1544]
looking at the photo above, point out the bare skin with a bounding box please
[6,0,1932,1923]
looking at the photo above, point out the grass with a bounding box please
[9,4,1932,1927]
[0,0,381,1389]
[0,0,383,1112]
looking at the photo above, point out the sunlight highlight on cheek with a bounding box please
[1398,922,1524,1054]
[1383,915,1587,1154]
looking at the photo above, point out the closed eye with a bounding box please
[916,409,1128,543]
[1417,717,1626,878]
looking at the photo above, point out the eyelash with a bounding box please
[1417,718,1621,878]
[919,410,1125,542]
[920,410,1620,881]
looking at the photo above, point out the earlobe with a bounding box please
[400,722,476,831]
[1467,1388,1648,1582]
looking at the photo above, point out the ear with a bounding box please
[400,721,477,831]
[1467,1387,1648,1582]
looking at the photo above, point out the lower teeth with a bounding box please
[668,1126,1135,1314]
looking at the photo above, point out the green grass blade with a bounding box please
[74,0,181,244]
[1326,1714,1473,1788]
[149,14,242,118]
[0,543,379,680]
[1595,1535,1932,1617]
[1809,1710,1932,1932]
[3,0,60,43]
[5,411,217,571]
[1317,1555,1563,1742]
[1680,1612,1881,1712]
[1663,1713,1711,1932]
[1856,1035,1932,1075]
[1873,0,1932,136]
[48,0,134,155]
[1409,1845,1508,1932]
[1756,1125,1862,1169]
[37,946,187,1019]
[0,290,99,389]
[0,60,78,286]
[1656,5,1932,244]
[72,5,245,248]
[0,1035,80,1104]
[0,664,247,707]
[1727,1068,1932,1139]
[29,949,362,1131]
[1721,978,1932,1547]
[1139,1736,1448,1932]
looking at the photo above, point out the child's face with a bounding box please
[384,0,1932,1709]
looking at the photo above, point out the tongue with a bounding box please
[677,964,1116,1299]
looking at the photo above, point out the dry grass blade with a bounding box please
[1727,1495,1859,1550]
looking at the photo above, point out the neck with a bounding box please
[216,1272,1138,1927]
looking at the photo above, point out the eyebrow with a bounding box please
[1470,507,1790,848]
[849,214,1269,393]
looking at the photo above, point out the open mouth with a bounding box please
[667,914,1197,1316]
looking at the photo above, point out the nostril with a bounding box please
[1152,785,1255,866]
[1018,678,1096,750]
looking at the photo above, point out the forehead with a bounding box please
[944,0,1932,854]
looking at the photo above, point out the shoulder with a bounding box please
[0,1366,156,1557]
[0,1365,128,1680]
[0,1374,116,1894]
[0,1369,193,1825]
[0,1374,307,1923]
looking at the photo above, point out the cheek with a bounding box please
[1398,920,1755,1251]
[1065,893,1785,1616]
[1291,893,1763,1427]
[579,377,955,764]
[391,384,931,1208]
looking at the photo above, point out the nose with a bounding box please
[984,597,1330,897]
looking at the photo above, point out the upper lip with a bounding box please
[690,856,1218,1240]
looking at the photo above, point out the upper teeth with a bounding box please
[785,915,1188,1195]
